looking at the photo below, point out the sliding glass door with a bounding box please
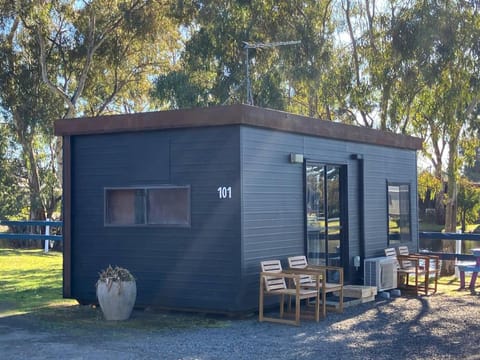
[306,163,345,268]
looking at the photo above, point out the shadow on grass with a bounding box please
[0,248,60,258]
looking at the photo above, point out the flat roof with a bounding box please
[54,104,422,150]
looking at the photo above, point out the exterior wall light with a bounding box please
[289,153,304,164]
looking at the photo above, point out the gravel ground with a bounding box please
[1,293,480,360]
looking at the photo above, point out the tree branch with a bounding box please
[37,30,76,117]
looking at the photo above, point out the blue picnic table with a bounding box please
[458,248,480,291]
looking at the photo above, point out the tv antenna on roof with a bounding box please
[242,40,301,106]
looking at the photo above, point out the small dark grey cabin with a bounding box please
[55,104,422,313]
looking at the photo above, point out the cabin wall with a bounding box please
[67,122,418,313]
[362,147,419,258]
[240,127,418,308]
[69,126,242,311]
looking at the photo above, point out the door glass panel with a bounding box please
[306,165,325,265]
[327,166,342,269]
[306,163,343,271]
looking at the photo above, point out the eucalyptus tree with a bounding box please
[153,0,339,117]
[270,1,339,119]
[392,0,480,232]
[1,1,66,219]
[155,0,278,108]
[0,123,28,219]
[0,0,182,220]
[336,0,421,131]
[457,177,480,233]
[464,149,480,182]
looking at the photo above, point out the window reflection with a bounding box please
[388,183,411,244]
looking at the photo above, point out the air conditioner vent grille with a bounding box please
[364,256,398,291]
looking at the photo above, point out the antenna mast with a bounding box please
[242,40,301,106]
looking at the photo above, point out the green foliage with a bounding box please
[152,0,337,114]
[153,71,212,109]
[392,0,480,231]
[457,177,480,232]
[0,129,28,218]
[1,0,479,229]
[418,171,442,202]
[464,148,480,182]
[0,0,182,220]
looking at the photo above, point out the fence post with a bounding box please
[455,229,462,278]
[44,219,50,253]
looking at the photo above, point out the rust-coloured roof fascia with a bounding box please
[54,104,423,150]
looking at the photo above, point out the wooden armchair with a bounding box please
[397,246,439,295]
[384,247,439,296]
[287,255,344,314]
[259,260,320,326]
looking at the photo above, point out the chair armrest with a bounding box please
[285,267,326,278]
[260,271,300,280]
[397,254,421,262]
[283,268,326,288]
[305,265,344,284]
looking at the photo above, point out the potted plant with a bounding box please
[96,265,137,321]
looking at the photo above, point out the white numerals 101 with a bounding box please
[217,186,232,199]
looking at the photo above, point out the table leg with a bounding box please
[460,270,466,289]
[469,272,478,290]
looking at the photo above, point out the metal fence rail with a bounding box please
[0,220,63,252]
[419,232,480,261]
[1,222,479,259]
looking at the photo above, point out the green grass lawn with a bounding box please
[0,248,77,316]
[0,248,228,330]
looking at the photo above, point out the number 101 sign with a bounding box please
[217,186,232,199]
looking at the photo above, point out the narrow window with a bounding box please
[387,183,411,244]
[105,186,190,227]
[147,187,190,226]
[105,189,140,225]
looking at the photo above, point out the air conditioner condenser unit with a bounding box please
[364,256,398,291]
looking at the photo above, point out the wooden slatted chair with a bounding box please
[396,246,439,295]
[385,247,416,289]
[287,255,344,315]
[385,246,413,271]
[385,247,438,296]
[259,260,320,326]
[397,245,438,270]
[396,246,415,268]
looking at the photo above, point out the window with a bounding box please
[105,186,190,227]
[387,183,411,244]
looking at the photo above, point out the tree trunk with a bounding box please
[443,137,459,274]
[13,113,46,220]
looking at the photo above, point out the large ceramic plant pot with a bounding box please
[96,279,137,321]
[96,266,136,321]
